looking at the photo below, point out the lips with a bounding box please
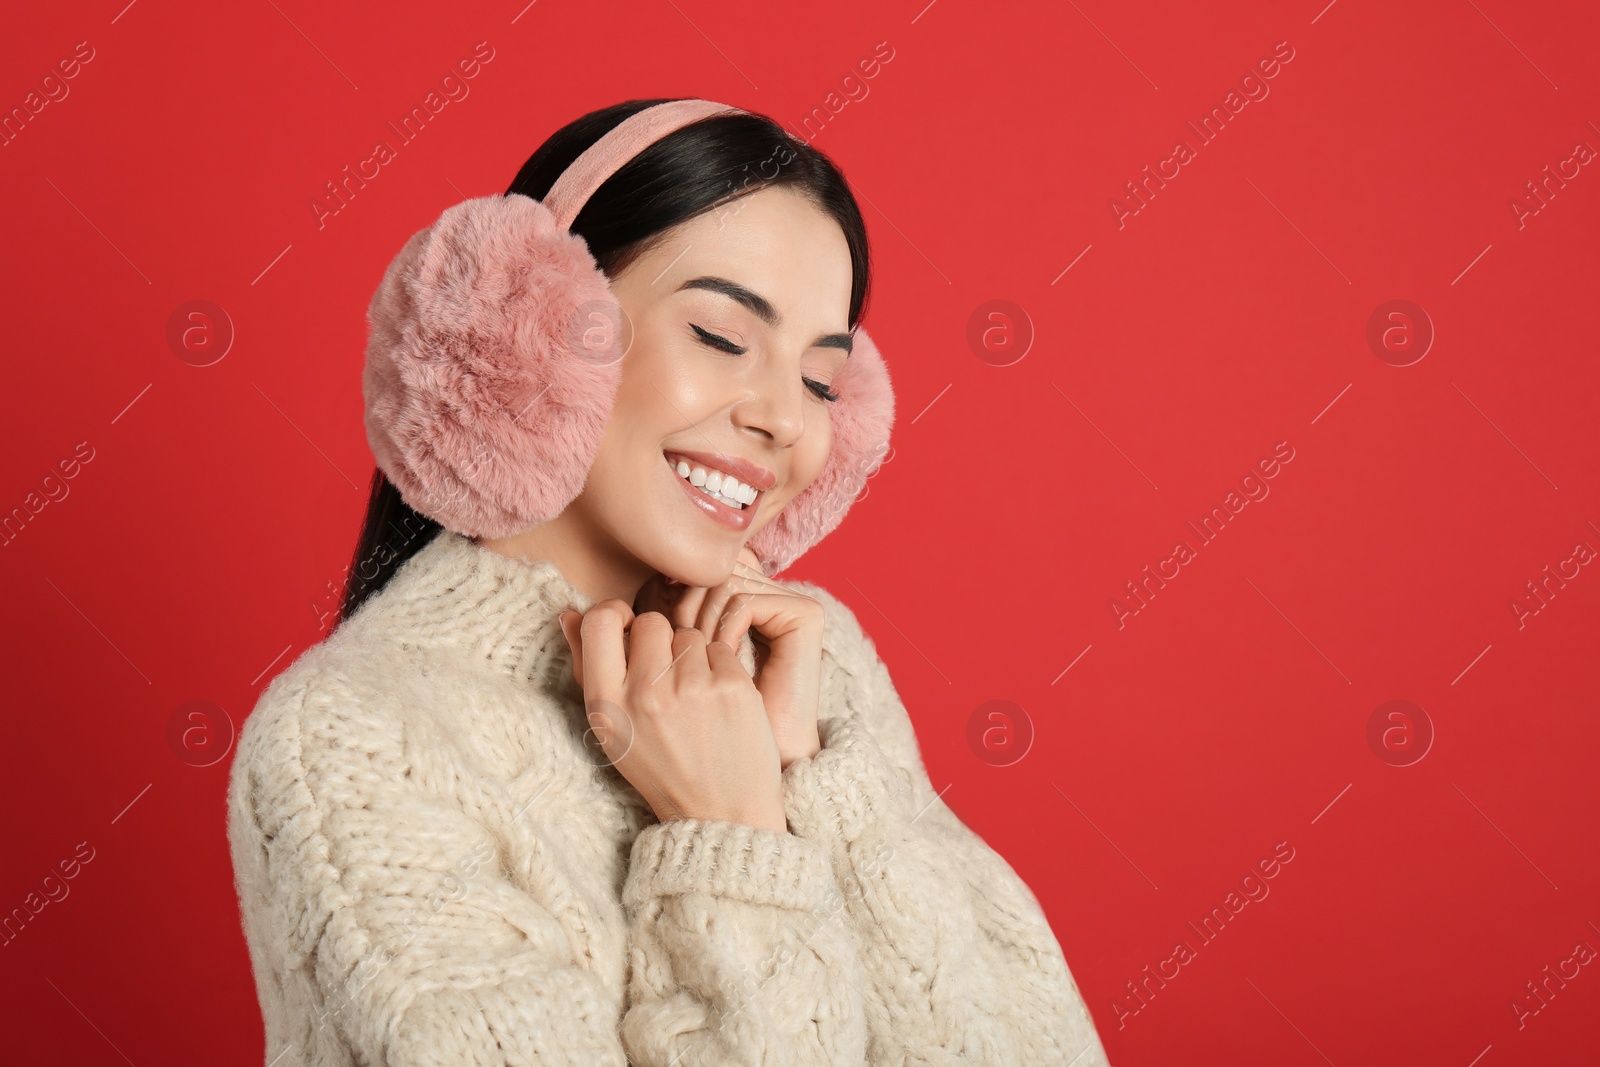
[664,451,762,531]
[663,449,777,491]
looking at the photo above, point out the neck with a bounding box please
[475,508,657,608]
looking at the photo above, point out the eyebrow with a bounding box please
[676,276,854,354]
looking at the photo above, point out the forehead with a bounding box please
[631,185,853,326]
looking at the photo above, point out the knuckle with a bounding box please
[678,673,712,703]
[633,611,671,635]
[632,685,666,719]
[710,669,746,698]
[584,600,628,630]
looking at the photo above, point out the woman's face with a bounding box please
[573,184,855,588]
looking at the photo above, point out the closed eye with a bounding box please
[690,322,746,355]
[808,379,840,403]
[690,323,840,403]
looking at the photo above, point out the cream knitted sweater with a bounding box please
[226,528,1111,1066]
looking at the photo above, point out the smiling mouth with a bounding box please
[664,452,761,511]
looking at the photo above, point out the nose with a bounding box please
[731,355,807,449]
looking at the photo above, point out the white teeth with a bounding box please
[668,454,757,510]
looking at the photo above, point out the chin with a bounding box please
[614,517,736,586]
[654,546,741,589]
[638,491,783,588]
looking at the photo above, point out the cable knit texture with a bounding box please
[226,528,1111,1066]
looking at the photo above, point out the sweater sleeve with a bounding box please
[777,584,1113,1067]
[228,674,869,1067]
[619,818,869,1064]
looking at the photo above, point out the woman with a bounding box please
[226,97,1112,1066]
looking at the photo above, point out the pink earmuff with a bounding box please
[362,99,894,576]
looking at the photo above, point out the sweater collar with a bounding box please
[361,527,598,688]
[354,526,760,689]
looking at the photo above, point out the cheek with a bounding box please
[586,389,665,495]
[618,331,721,423]
[605,346,692,445]
[808,418,835,476]
[785,416,835,497]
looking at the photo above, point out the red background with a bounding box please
[3,1,1598,1063]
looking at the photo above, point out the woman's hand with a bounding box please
[631,548,825,769]
[557,599,788,834]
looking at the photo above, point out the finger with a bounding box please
[666,583,711,629]
[709,588,758,650]
[730,564,793,603]
[698,572,768,647]
[730,591,825,680]
[695,578,741,647]
[559,611,585,691]
[704,635,748,681]
[636,572,711,630]
[727,589,814,642]
[622,611,676,689]
[732,558,776,584]
[579,600,635,703]
[668,625,711,688]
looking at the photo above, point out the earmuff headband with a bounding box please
[543,100,748,231]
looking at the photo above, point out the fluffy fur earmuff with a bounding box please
[364,193,622,541]
[363,191,895,575]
